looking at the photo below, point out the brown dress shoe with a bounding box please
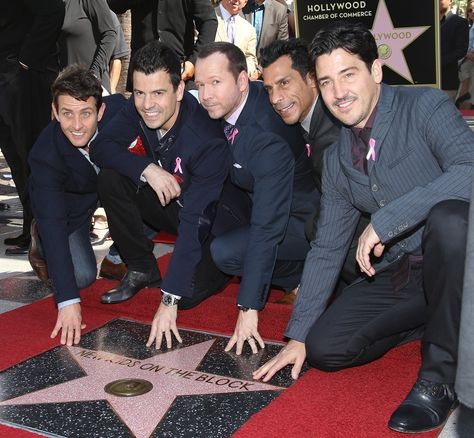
[275,287,298,305]
[28,221,49,281]
[99,257,127,281]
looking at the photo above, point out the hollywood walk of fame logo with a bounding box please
[0,320,301,438]
[370,0,430,83]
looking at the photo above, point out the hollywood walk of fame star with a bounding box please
[0,340,281,438]
[371,0,430,83]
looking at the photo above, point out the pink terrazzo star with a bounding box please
[0,340,281,438]
[371,0,430,83]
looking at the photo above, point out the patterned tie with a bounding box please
[227,16,235,44]
[223,121,235,140]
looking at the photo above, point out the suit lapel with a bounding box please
[366,83,396,174]
[215,8,228,41]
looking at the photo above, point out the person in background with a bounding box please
[440,0,469,100]
[109,12,129,94]
[107,0,218,90]
[214,0,259,79]
[0,0,64,255]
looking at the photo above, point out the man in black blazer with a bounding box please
[195,42,319,355]
[255,22,473,434]
[260,38,365,300]
[92,41,249,350]
[107,0,217,89]
[29,65,126,346]
[440,0,469,98]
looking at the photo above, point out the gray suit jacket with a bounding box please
[286,83,474,342]
[244,0,288,54]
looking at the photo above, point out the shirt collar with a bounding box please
[300,95,319,133]
[225,89,249,125]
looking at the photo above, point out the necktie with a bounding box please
[227,16,235,44]
[223,122,235,140]
[352,127,371,174]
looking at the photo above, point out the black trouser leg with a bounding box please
[305,265,427,371]
[419,200,469,383]
[98,169,178,272]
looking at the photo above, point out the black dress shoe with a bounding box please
[388,378,458,433]
[101,268,162,304]
[4,232,31,247]
[5,243,29,256]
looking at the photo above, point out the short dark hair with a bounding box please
[309,21,378,72]
[260,38,313,80]
[130,41,181,91]
[51,64,103,112]
[197,42,247,81]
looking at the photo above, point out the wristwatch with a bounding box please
[162,293,179,307]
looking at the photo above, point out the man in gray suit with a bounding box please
[254,21,473,434]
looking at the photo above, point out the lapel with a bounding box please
[308,97,325,143]
[366,83,396,174]
[215,8,228,41]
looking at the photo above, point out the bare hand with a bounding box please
[253,339,306,382]
[356,222,385,277]
[146,303,183,349]
[225,309,264,355]
[51,303,85,346]
[181,61,195,81]
[143,163,181,206]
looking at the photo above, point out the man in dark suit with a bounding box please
[440,0,469,99]
[92,41,249,350]
[29,65,125,346]
[107,0,217,89]
[195,42,319,355]
[254,22,474,434]
[0,0,64,255]
[260,38,364,303]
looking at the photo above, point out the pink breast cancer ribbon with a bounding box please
[174,157,183,174]
[366,138,376,161]
[228,127,239,144]
[305,144,311,157]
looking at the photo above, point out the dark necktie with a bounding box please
[352,127,371,174]
[223,121,235,141]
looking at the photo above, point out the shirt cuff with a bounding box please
[161,290,181,300]
[58,298,81,309]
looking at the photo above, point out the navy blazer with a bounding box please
[91,92,230,297]
[230,81,318,309]
[29,94,126,304]
[286,84,474,342]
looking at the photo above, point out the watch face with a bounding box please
[162,294,174,306]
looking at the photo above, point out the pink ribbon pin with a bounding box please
[228,127,239,144]
[174,157,183,174]
[305,143,311,157]
[366,138,376,161]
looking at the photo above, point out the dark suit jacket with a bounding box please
[107,0,217,65]
[230,81,318,309]
[287,83,474,342]
[440,11,469,90]
[0,0,64,71]
[28,94,126,305]
[91,92,231,298]
[306,96,341,191]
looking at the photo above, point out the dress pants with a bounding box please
[306,200,469,384]
[98,169,247,308]
[211,223,310,291]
